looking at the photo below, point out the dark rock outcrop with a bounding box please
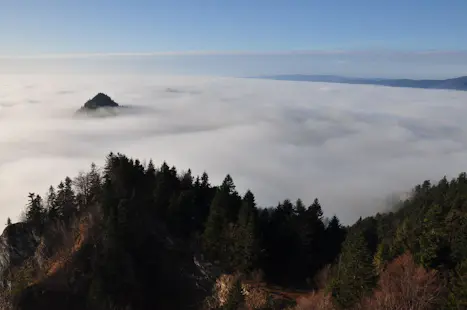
[0,223,40,288]
[5,217,213,310]
[76,93,121,116]
[82,93,119,110]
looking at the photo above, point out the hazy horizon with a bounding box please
[2,52,467,79]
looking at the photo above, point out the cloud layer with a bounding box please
[1,75,467,224]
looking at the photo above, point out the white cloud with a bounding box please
[1,75,467,224]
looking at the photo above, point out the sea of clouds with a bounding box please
[1,74,467,224]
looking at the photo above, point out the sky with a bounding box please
[1,2,467,225]
[1,0,467,77]
[2,75,467,224]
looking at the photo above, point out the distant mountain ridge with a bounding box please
[256,75,467,91]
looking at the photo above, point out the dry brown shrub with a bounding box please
[241,282,269,309]
[313,264,332,290]
[0,293,12,310]
[294,291,335,310]
[205,273,272,310]
[205,274,238,308]
[43,217,83,275]
[34,208,99,289]
[361,252,441,310]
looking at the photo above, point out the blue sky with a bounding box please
[1,0,467,77]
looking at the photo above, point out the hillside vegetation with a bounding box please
[1,152,467,309]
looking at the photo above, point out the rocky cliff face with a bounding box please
[83,93,119,109]
[75,93,121,117]
[1,217,215,310]
[0,223,40,288]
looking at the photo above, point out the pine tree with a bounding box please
[6,217,11,226]
[232,190,259,273]
[295,198,306,215]
[146,159,155,175]
[289,198,326,285]
[102,155,118,220]
[448,259,467,309]
[450,213,467,265]
[25,193,45,230]
[304,198,326,280]
[180,169,193,190]
[373,242,391,272]
[46,185,60,221]
[309,198,323,218]
[90,196,137,309]
[324,216,346,265]
[88,162,102,205]
[390,219,410,259]
[153,162,176,219]
[330,231,377,308]
[168,190,196,237]
[193,171,212,233]
[418,204,449,269]
[220,174,242,223]
[201,172,209,188]
[202,175,239,264]
[202,188,229,263]
[220,174,235,193]
[55,177,77,223]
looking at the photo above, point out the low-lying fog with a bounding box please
[1,74,467,224]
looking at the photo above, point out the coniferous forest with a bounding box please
[1,152,467,309]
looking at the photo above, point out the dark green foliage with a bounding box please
[202,174,244,270]
[448,259,467,309]
[45,185,60,221]
[450,212,467,265]
[9,152,467,309]
[418,204,450,269]
[55,177,77,224]
[168,189,196,238]
[329,231,377,308]
[330,172,467,308]
[25,193,45,231]
[74,163,103,210]
[202,183,231,263]
[373,242,391,271]
[324,216,347,264]
[256,197,343,288]
[153,162,179,219]
[230,190,259,273]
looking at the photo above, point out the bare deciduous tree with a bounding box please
[360,252,442,310]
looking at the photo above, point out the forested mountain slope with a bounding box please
[1,152,467,309]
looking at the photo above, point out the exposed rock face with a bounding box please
[76,93,120,116]
[6,218,214,310]
[0,223,40,288]
[82,93,119,110]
